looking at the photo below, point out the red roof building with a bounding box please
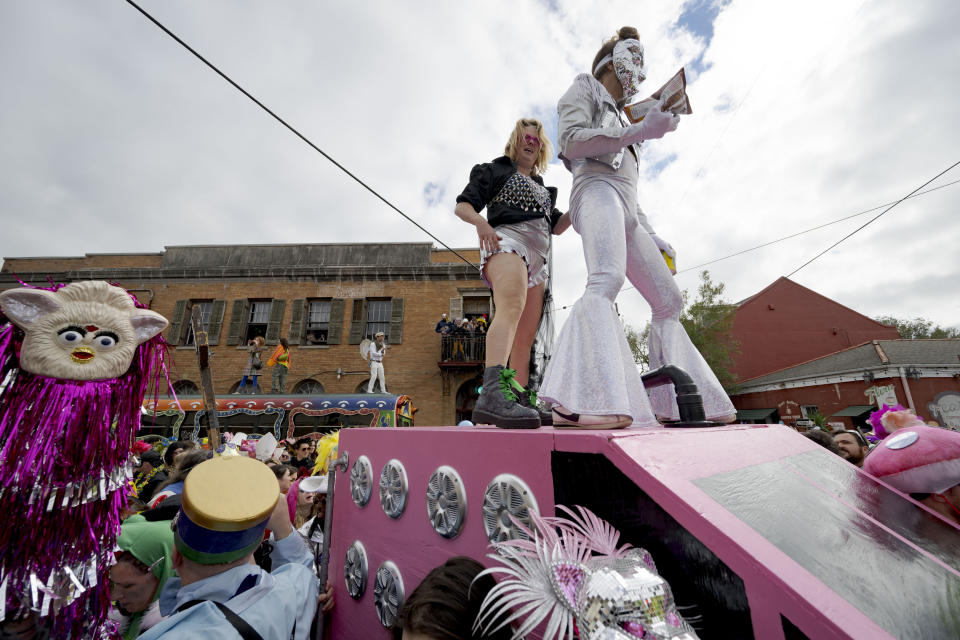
[730,339,960,431]
[730,277,900,382]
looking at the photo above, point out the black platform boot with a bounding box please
[472,365,541,429]
[513,382,553,426]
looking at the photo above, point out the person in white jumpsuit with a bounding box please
[367,331,387,393]
[540,26,735,428]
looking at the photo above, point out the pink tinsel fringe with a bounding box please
[0,308,172,638]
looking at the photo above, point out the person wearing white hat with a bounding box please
[292,476,329,559]
[366,331,388,393]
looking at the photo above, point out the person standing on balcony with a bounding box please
[267,338,290,394]
[455,118,571,429]
[236,336,264,394]
[367,331,388,393]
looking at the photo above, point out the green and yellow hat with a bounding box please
[174,456,278,564]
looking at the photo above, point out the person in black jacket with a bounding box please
[455,118,571,429]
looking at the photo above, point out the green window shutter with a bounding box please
[226,299,246,346]
[166,300,187,345]
[327,299,345,345]
[207,299,227,346]
[449,297,463,320]
[288,299,305,345]
[348,298,366,345]
[389,298,404,344]
[265,299,286,345]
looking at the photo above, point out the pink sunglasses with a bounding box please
[522,134,542,147]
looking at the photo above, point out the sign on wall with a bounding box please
[865,384,898,408]
[927,391,960,431]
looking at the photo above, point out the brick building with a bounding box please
[0,243,493,426]
[732,339,960,432]
[730,277,900,382]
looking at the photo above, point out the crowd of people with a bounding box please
[435,312,488,362]
[118,434,338,638]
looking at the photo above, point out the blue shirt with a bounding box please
[140,532,318,639]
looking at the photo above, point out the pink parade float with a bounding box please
[322,372,960,638]
[0,281,169,637]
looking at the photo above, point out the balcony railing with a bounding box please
[439,334,485,364]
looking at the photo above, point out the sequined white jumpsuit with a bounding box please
[540,74,734,424]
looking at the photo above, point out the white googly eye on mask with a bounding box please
[57,327,86,347]
[93,332,120,351]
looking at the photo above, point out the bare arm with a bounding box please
[455,202,500,253]
[552,212,572,235]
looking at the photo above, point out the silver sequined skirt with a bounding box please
[480,217,550,288]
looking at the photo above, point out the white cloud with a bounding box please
[1,0,958,330]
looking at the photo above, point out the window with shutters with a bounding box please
[184,301,213,346]
[304,299,332,345]
[365,299,392,340]
[244,300,272,343]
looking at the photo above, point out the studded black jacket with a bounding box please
[456,156,563,230]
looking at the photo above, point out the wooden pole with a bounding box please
[190,305,221,450]
[315,450,348,640]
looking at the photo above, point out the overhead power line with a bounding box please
[680,177,960,274]
[786,160,960,277]
[124,0,479,271]
[548,175,960,314]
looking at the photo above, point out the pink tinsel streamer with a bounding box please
[0,306,172,638]
[868,403,908,440]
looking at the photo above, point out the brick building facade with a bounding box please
[0,243,492,426]
[732,339,960,432]
[730,277,900,381]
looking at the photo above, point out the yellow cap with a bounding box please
[181,456,278,532]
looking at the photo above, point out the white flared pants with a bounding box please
[540,176,734,424]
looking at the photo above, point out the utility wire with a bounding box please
[124,0,479,271]
[547,175,960,313]
[680,177,960,274]
[786,160,960,277]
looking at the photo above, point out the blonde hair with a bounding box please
[503,118,552,176]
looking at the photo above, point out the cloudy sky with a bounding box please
[2,0,958,332]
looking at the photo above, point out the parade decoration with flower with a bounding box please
[475,505,699,640]
[0,281,169,638]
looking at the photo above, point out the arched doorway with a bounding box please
[171,379,199,397]
[355,377,386,394]
[293,379,325,395]
[455,376,482,424]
